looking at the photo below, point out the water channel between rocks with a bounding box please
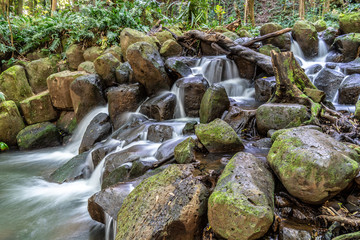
[0,37,356,240]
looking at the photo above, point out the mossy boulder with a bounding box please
[83,46,103,62]
[78,61,96,74]
[314,20,327,32]
[116,164,209,240]
[127,42,170,95]
[195,118,244,153]
[256,103,310,135]
[94,53,121,88]
[66,44,85,70]
[154,31,175,45]
[292,20,319,58]
[160,39,182,58]
[222,31,240,41]
[199,83,230,124]
[16,122,61,150]
[164,57,193,80]
[332,33,360,62]
[259,44,281,56]
[115,62,135,84]
[46,70,88,110]
[208,152,274,240]
[339,12,360,34]
[56,111,77,134]
[20,90,58,125]
[260,22,291,50]
[25,56,59,93]
[103,45,123,62]
[0,65,34,102]
[174,137,196,164]
[268,127,359,204]
[120,28,159,61]
[0,101,25,145]
[237,29,252,38]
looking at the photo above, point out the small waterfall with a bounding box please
[171,84,186,119]
[318,39,328,58]
[105,213,117,240]
[290,39,305,60]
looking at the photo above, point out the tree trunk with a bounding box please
[51,0,56,16]
[248,0,255,26]
[299,0,305,19]
[16,0,23,15]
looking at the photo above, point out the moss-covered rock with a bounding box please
[237,29,252,38]
[164,57,193,81]
[292,20,319,58]
[195,118,244,153]
[260,22,291,50]
[103,45,123,62]
[94,53,121,88]
[174,137,196,164]
[356,99,360,120]
[154,31,175,45]
[83,46,103,62]
[222,31,240,41]
[256,103,310,135]
[0,101,25,145]
[66,44,85,70]
[16,122,60,150]
[116,164,209,240]
[208,152,274,240]
[25,56,59,93]
[160,39,182,58]
[199,84,230,124]
[78,61,96,74]
[115,62,135,84]
[332,33,360,62]
[268,126,359,204]
[339,12,360,34]
[0,65,34,102]
[259,44,281,56]
[20,90,58,125]
[314,20,327,32]
[56,111,77,134]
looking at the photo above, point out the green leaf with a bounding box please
[0,142,9,151]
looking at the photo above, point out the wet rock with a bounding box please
[199,83,230,124]
[339,12,360,34]
[182,121,197,135]
[319,27,338,46]
[116,164,209,240]
[256,103,310,135]
[127,42,170,95]
[147,124,173,142]
[332,33,360,62]
[139,92,176,121]
[306,64,323,75]
[255,76,276,102]
[91,142,120,168]
[77,61,96,74]
[338,74,360,104]
[259,44,281,56]
[56,111,77,134]
[339,58,360,75]
[50,151,91,183]
[208,152,274,240]
[313,68,345,101]
[154,137,185,161]
[268,126,359,204]
[279,222,312,240]
[70,74,106,121]
[0,65,33,102]
[94,53,121,88]
[115,62,135,84]
[233,56,257,79]
[165,57,193,80]
[160,39,182,58]
[0,101,25,145]
[83,46,103,62]
[46,70,88,110]
[260,22,291,50]
[103,46,123,62]
[16,122,60,150]
[252,138,272,149]
[79,113,112,154]
[174,137,196,164]
[325,50,344,63]
[292,20,319,58]
[20,90,58,125]
[25,56,59,93]
[223,106,255,133]
[66,44,85,70]
[154,31,174,45]
[195,118,244,153]
[106,84,146,129]
[111,113,149,144]
[175,76,209,117]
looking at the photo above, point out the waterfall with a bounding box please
[171,82,187,119]
[290,39,305,60]
[318,39,328,58]
[105,213,117,240]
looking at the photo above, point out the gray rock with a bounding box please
[154,137,185,161]
[139,92,176,121]
[115,62,135,84]
[255,76,276,102]
[147,124,173,142]
[66,44,85,70]
[94,53,121,88]
[165,57,193,81]
[331,33,360,62]
[292,20,319,58]
[313,68,345,101]
[338,74,360,104]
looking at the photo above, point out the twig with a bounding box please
[242,28,292,47]
[332,231,360,240]
[318,215,360,227]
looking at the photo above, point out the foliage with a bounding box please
[0,92,5,102]
[0,142,9,151]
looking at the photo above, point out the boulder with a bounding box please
[208,152,274,240]
[182,121,197,135]
[256,103,310,135]
[0,65,33,102]
[94,53,121,88]
[110,113,149,143]
[199,83,230,124]
[0,101,25,145]
[356,99,360,120]
[127,42,170,95]
[115,62,135,84]
[106,84,146,129]
[146,124,173,142]
[25,56,59,93]
[175,76,209,117]
[103,46,123,62]
[268,127,359,204]
[78,61,96,74]
[260,22,291,50]
[16,122,60,150]
[78,113,112,154]
[49,151,91,183]
[195,118,244,153]
[338,74,360,104]
[339,58,360,75]
[339,12,360,34]
[233,56,257,79]
[165,57,193,80]
[139,92,176,121]
[70,74,106,121]
[254,76,276,102]
[305,64,323,75]
[174,137,196,164]
[66,44,85,70]
[56,111,77,134]
[115,164,209,240]
[83,46,103,62]
[279,223,312,240]
[20,90,58,125]
[313,68,345,101]
[120,28,158,61]
[222,31,240,41]
[314,20,327,32]
[46,70,88,110]
[160,39,182,58]
[332,33,360,62]
[223,106,256,134]
[292,20,319,58]
[154,137,185,161]
[154,31,175,45]
[259,44,281,56]
[319,27,338,46]
[237,29,252,38]
[26,49,48,61]
[91,142,120,168]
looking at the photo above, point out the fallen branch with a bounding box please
[242,28,292,47]
[332,231,360,240]
[318,215,360,227]
[147,20,162,36]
